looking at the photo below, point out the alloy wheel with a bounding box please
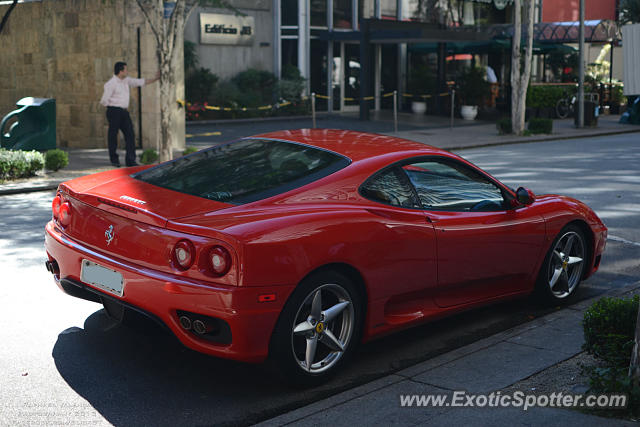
[547,230,585,298]
[290,283,355,374]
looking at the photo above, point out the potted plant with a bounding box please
[457,67,490,120]
[408,66,435,114]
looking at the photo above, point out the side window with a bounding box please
[360,167,421,208]
[401,160,506,211]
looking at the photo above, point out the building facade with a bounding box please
[184,0,510,113]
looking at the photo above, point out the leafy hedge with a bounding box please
[45,149,68,171]
[528,117,553,134]
[527,85,576,109]
[496,118,512,135]
[0,149,45,180]
[185,66,309,121]
[140,149,158,165]
[582,295,640,417]
[583,295,638,366]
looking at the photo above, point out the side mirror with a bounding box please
[516,187,536,206]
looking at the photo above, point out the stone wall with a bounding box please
[0,0,185,151]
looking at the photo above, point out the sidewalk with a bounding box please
[257,281,640,426]
[0,115,638,196]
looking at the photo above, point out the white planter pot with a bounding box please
[411,101,427,114]
[460,105,478,121]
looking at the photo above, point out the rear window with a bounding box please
[133,138,350,204]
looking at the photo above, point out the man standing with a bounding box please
[100,62,159,167]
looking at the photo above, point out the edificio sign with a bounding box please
[199,13,255,46]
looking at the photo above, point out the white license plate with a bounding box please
[80,259,124,297]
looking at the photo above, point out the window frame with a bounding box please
[359,155,517,212]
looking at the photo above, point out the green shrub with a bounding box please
[583,295,639,367]
[0,149,45,180]
[182,146,198,155]
[457,67,490,106]
[140,149,158,165]
[231,68,277,107]
[186,67,219,103]
[496,118,512,135]
[526,85,571,109]
[44,149,68,171]
[278,64,306,102]
[528,117,553,134]
[408,66,436,96]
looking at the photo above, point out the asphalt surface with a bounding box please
[0,133,639,426]
[184,114,482,146]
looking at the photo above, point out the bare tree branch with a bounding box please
[134,0,161,46]
[0,0,18,35]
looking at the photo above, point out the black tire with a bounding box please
[534,224,588,305]
[268,270,364,386]
[556,99,569,119]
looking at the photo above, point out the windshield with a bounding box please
[133,138,350,205]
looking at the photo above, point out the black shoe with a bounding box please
[126,162,140,167]
[111,162,121,168]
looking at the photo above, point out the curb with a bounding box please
[186,114,323,126]
[255,279,640,426]
[0,183,59,196]
[444,127,640,151]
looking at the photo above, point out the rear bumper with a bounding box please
[44,221,294,363]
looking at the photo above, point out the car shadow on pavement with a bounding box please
[51,279,617,426]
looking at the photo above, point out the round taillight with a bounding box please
[52,195,62,219]
[209,246,231,276]
[58,202,71,226]
[173,240,195,270]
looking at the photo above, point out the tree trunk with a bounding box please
[159,53,174,162]
[510,0,535,135]
[630,302,640,387]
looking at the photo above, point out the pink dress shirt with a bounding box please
[99,76,146,109]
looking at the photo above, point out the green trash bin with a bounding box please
[0,97,56,151]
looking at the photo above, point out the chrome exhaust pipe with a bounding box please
[45,260,59,274]
[192,319,207,335]
[179,316,192,330]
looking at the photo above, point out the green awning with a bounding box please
[408,40,576,55]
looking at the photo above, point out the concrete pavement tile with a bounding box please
[411,341,566,393]
[255,374,406,427]
[396,312,568,379]
[256,380,453,427]
[425,405,635,427]
[505,315,584,356]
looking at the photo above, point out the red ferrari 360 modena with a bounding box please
[44,129,606,384]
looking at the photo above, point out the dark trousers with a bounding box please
[106,106,137,166]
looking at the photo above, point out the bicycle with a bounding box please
[555,92,576,119]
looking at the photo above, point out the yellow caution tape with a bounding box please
[185,131,222,138]
[382,92,395,97]
[315,94,330,99]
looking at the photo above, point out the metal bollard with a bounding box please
[450,89,455,130]
[393,90,398,133]
[311,92,316,129]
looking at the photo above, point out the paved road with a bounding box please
[0,134,638,426]
[184,114,482,146]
